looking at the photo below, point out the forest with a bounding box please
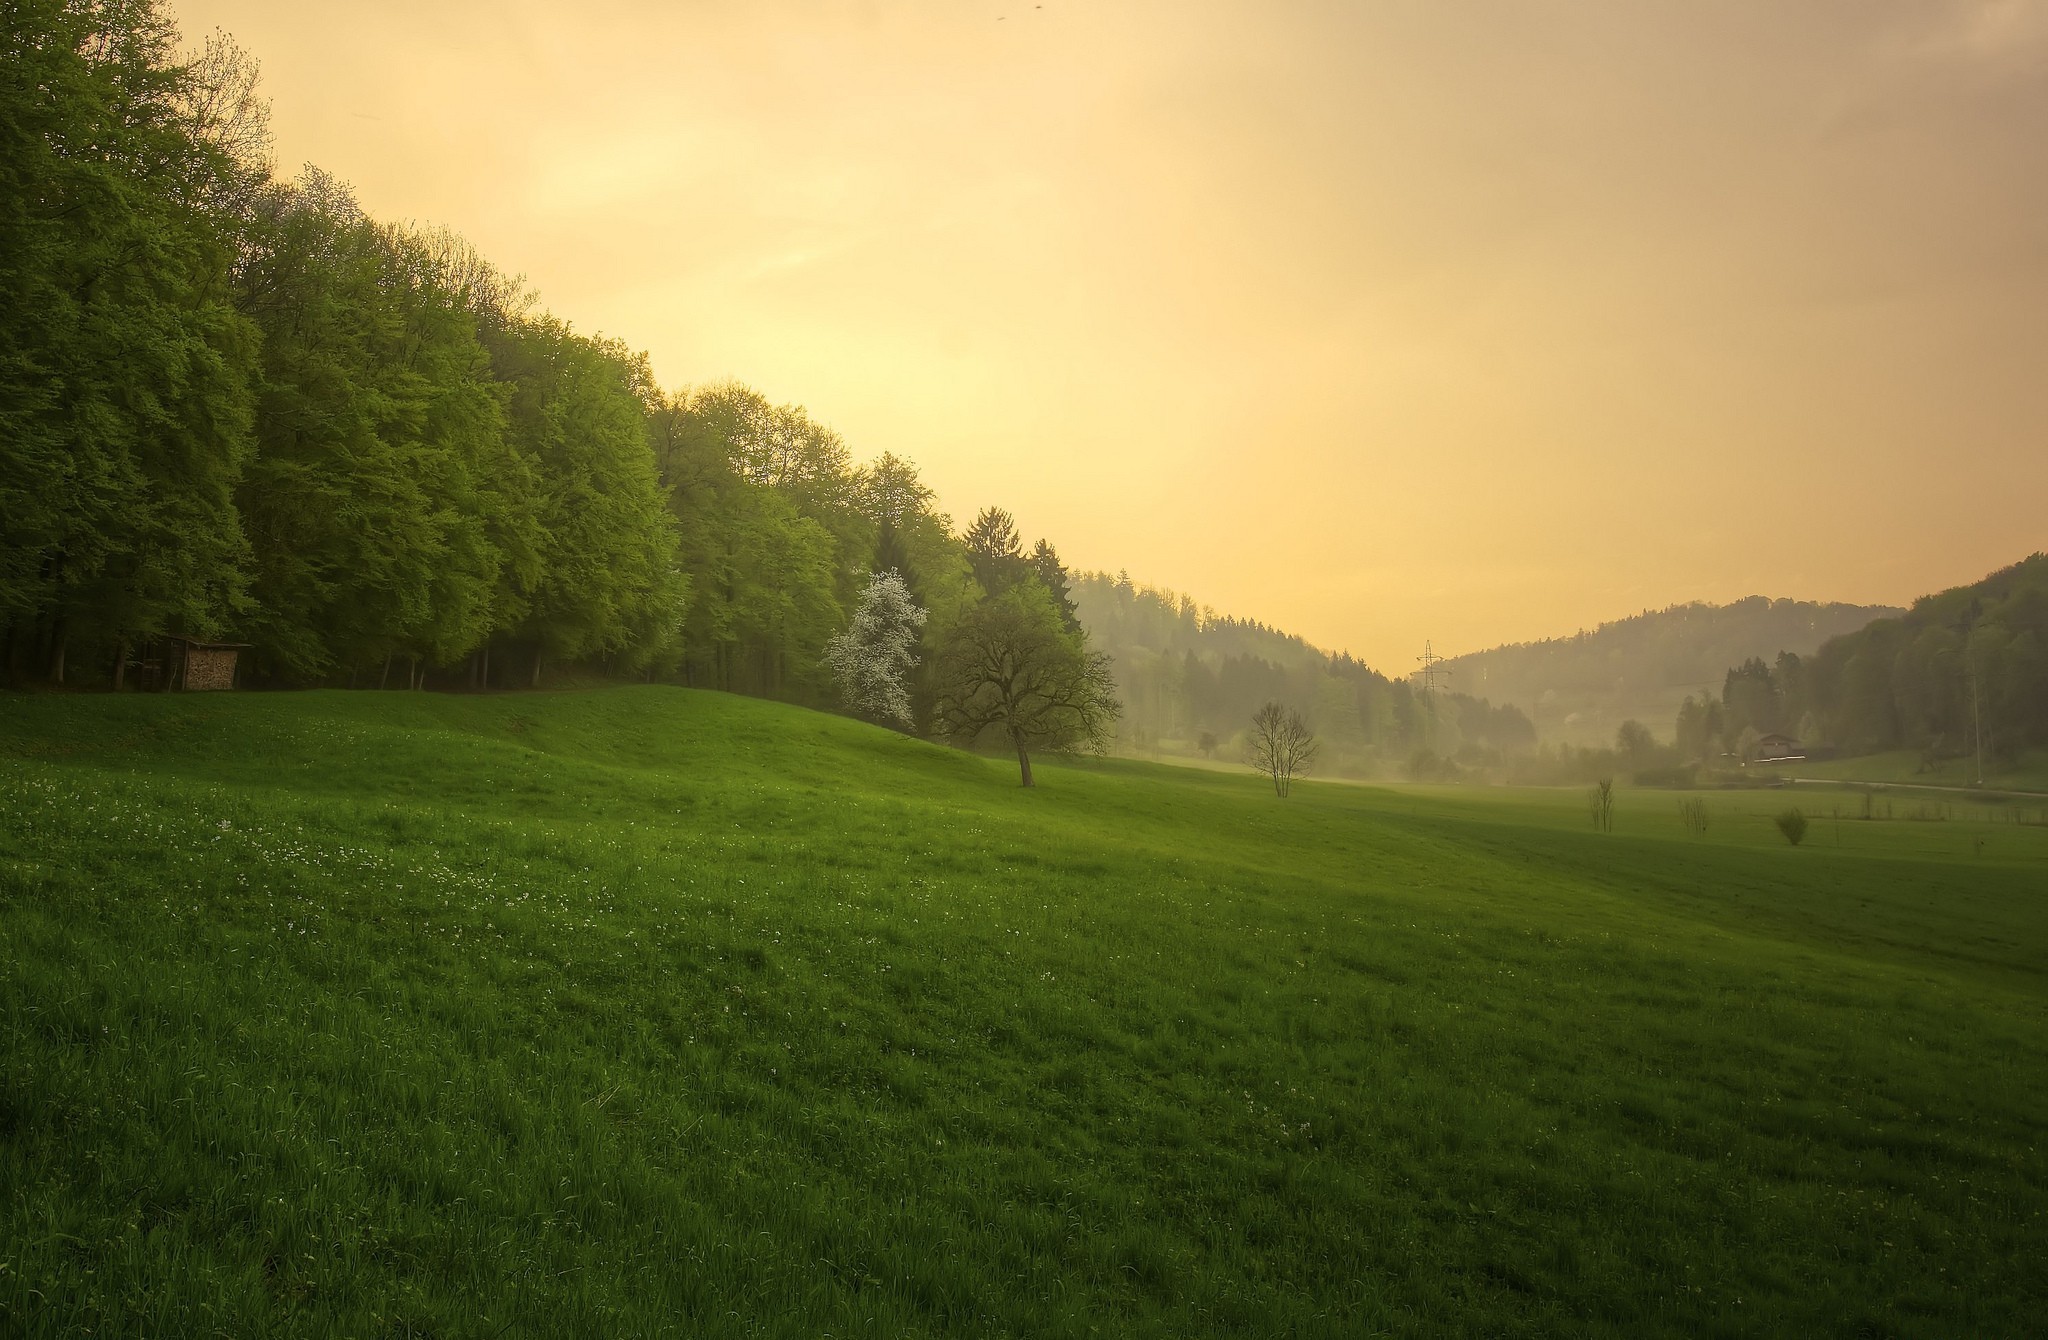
[1439,596,1901,748]
[1073,572,1536,778]
[0,0,1110,759]
[1670,555,2048,768]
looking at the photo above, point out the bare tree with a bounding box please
[174,32,273,220]
[933,585,1119,787]
[1245,702,1318,797]
[1588,777,1615,832]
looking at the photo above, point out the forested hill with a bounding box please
[1798,553,2048,760]
[1440,597,1900,747]
[1072,572,1537,778]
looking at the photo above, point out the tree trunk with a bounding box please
[531,648,543,689]
[112,635,127,690]
[380,655,392,690]
[46,614,67,684]
[1016,741,1034,788]
[480,642,490,691]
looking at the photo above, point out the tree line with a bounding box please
[1670,555,2048,768]
[0,0,1122,780]
[1071,572,1536,777]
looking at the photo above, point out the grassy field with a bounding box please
[1784,748,2048,796]
[3,688,2045,1337]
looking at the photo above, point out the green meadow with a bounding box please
[3,689,2045,1337]
[1782,748,2048,799]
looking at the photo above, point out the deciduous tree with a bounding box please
[825,570,926,727]
[934,583,1119,786]
[1245,701,1318,797]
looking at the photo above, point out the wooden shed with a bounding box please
[168,637,250,691]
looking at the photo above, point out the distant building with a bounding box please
[1754,733,1804,762]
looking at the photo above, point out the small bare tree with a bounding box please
[1588,777,1615,832]
[1245,702,1318,797]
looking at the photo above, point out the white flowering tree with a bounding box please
[824,570,927,728]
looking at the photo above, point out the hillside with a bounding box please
[1440,597,1901,747]
[1802,553,2048,763]
[1072,573,1536,775]
[4,688,2046,1335]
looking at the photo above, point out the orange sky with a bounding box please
[172,0,2048,670]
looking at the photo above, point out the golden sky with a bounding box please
[173,0,2048,669]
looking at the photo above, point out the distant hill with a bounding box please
[1440,597,1901,747]
[1071,571,1537,774]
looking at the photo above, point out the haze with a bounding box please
[171,0,2048,669]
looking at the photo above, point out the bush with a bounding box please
[1774,808,1809,846]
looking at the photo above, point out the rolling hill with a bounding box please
[2,688,2044,1335]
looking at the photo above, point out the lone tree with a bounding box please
[933,583,1119,786]
[824,569,927,728]
[1587,777,1615,832]
[1245,701,1318,797]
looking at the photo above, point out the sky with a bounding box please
[172,0,2048,669]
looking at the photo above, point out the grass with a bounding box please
[2,686,2045,1337]
[1785,748,2048,796]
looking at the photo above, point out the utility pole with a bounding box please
[1414,641,1450,705]
[1414,641,1450,749]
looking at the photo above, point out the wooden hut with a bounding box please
[167,637,250,691]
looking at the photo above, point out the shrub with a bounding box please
[1774,808,1809,846]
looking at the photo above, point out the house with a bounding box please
[1753,733,1804,763]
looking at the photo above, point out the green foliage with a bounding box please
[933,582,1120,785]
[488,319,686,679]
[962,506,1029,596]
[1444,596,1898,749]
[5,690,2048,1333]
[1072,573,1535,776]
[233,173,518,678]
[0,0,260,674]
[1807,555,2048,762]
[2,1,997,702]
[1775,808,1809,846]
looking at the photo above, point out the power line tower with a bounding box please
[1414,640,1450,750]
[1414,640,1450,707]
